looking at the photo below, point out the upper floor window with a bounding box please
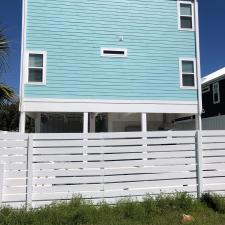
[213,82,220,104]
[178,1,194,31]
[179,58,196,89]
[101,48,128,58]
[26,51,47,85]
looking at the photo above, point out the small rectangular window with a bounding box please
[180,58,196,89]
[178,1,194,31]
[27,52,46,84]
[101,48,128,57]
[202,86,210,94]
[213,82,220,104]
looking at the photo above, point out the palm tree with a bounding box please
[0,28,14,108]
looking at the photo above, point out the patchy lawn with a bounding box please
[1,193,225,225]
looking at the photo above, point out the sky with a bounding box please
[0,0,225,94]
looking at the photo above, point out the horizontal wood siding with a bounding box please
[25,0,197,101]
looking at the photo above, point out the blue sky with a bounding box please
[0,0,225,93]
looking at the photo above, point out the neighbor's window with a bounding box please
[213,82,220,104]
[202,86,210,94]
[180,59,196,88]
[178,1,194,30]
[101,48,128,57]
[27,52,46,84]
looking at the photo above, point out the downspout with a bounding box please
[194,0,203,130]
[19,0,26,132]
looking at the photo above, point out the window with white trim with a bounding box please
[202,86,210,94]
[213,82,220,104]
[178,1,194,30]
[180,59,196,88]
[27,52,46,84]
[101,48,128,57]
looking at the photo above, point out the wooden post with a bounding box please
[26,134,33,208]
[196,130,203,198]
[83,113,88,134]
[35,113,41,133]
[83,113,88,166]
[19,112,26,133]
[141,113,147,133]
[90,113,96,133]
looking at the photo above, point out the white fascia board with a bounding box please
[202,67,225,85]
[22,98,198,114]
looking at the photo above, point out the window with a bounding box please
[213,82,220,104]
[180,58,196,89]
[178,1,194,30]
[202,86,210,94]
[101,48,128,57]
[27,52,46,84]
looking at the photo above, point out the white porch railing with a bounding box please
[0,130,225,208]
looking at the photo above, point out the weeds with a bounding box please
[0,193,224,225]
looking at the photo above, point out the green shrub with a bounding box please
[0,194,224,225]
[201,192,225,213]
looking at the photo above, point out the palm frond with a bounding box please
[0,29,9,72]
[0,83,14,108]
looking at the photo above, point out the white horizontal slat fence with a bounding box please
[0,130,224,208]
[202,130,225,194]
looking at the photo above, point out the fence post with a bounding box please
[196,130,203,198]
[26,134,33,208]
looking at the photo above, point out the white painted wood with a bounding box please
[0,164,4,203]
[196,130,203,197]
[0,141,27,148]
[19,112,26,133]
[26,134,33,207]
[0,133,28,140]
[5,130,225,207]
[83,112,88,134]
[202,136,225,143]
[23,98,198,114]
[203,143,225,150]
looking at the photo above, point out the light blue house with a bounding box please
[19,0,201,133]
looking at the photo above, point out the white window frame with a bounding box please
[101,48,128,58]
[25,51,47,85]
[202,86,210,94]
[213,82,220,104]
[179,58,197,89]
[177,0,195,31]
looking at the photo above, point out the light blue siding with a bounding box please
[24,0,197,101]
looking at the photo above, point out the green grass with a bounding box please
[1,193,225,225]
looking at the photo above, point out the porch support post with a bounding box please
[83,112,89,134]
[35,113,41,133]
[90,113,96,133]
[19,112,26,133]
[141,113,147,132]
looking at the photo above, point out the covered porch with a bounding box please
[21,112,197,133]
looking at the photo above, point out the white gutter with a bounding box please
[19,0,27,132]
[194,0,202,130]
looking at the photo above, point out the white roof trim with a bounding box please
[202,67,225,85]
